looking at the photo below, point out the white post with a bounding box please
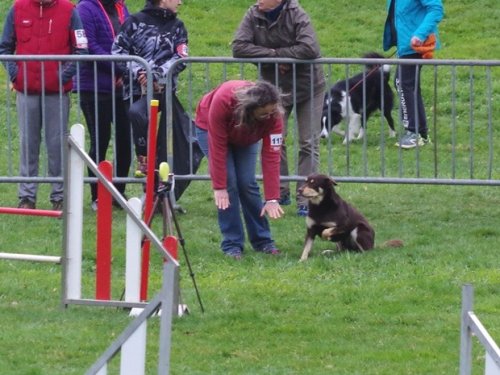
[96,365,107,375]
[485,352,500,375]
[125,197,143,306]
[120,324,147,375]
[460,284,473,375]
[66,124,85,300]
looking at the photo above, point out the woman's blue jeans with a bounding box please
[196,127,274,254]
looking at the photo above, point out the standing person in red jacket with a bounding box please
[0,0,88,210]
[195,80,285,259]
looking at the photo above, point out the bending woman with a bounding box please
[195,80,285,259]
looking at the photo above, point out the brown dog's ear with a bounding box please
[330,177,337,186]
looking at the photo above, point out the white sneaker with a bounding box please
[395,131,430,149]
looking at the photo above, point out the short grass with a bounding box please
[0,0,499,374]
[1,182,499,374]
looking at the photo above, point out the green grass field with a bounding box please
[0,0,499,374]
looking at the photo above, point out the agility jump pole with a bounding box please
[93,158,150,303]
[63,124,181,317]
[64,124,85,302]
[140,99,159,302]
[125,197,144,305]
[0,207,63,263]
[93,159,161,305]
[0,194,63,265]
[0,252,61,263]
[91,98,178,304]
[0,207,62,218]
[63,123,147,307]
[95,161,114,300]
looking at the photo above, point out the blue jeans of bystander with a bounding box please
[196,127,274,254]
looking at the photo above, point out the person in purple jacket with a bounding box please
[74,0,132,211]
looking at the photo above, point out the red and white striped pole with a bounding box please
[163,235,178,262]
[0,207,62,218]
[95,160,113,300]
[140,99,159,301]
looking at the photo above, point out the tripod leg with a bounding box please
[159,194,186,315]
[161,195,174,236]
[160,197,168,237]
[144,195,160,228]
[139,195,160,250]
[165,194,205,313]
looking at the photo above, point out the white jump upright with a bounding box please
[64,124,86,301]
[125,197,143,305]
[120,322,147,375]
[460,284,500,375]
[121,197,148,374]
[63,123,182,311]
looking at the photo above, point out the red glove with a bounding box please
[411,34,437,59]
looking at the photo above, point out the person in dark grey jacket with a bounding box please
[232,0,325,217]
[112,0,188,178]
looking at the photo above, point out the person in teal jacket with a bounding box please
[383,0,444,149]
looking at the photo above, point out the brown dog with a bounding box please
[298,174,401,261]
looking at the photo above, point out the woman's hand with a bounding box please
[214,189,230,210]
[260,200,284,219]
[410,36,423,47]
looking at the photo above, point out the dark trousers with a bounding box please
[127,93,168,164]
[80,92,132,202]
[394,53,428,138]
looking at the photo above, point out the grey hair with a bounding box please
[233,80,284,129]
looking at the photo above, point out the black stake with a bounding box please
[164,188,205,313]
[155,173,205,314]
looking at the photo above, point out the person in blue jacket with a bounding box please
[74,0,132,211]
[383,0,444,149]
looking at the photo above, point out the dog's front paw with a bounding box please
[321,249,336,257]
[321,227,337,240]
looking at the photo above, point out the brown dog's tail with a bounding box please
[380,239,404,248]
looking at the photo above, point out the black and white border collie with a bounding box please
[320,52,396,144]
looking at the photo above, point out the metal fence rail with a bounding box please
[165,56,500,186]
[0,55,499,192]
[1,55,499,374]
[0,55,153,188]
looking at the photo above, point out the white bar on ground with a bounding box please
[120,322,147,375]
[156,304,189,318]
[0,253,61,263]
